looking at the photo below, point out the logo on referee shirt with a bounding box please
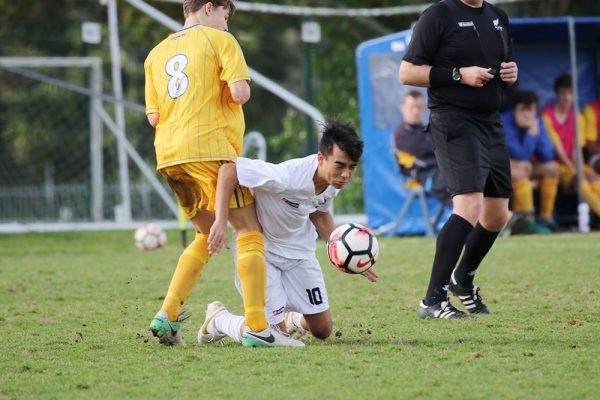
[458,21,474,28]
[282,198,300,209]
[493,18,504,31]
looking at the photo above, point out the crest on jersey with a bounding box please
[493,18,504,31]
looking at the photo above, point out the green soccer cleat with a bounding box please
[536,217,559,232]
[149,311,189,346]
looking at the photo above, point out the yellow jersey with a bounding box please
[144,24,250,169]
[583,100,600,144]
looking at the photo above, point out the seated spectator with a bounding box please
[583,98,600,173]
[502,90,558,233]
[541,74,600,219]
[393,90,449,204]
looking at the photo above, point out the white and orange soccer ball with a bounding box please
[134,223,167,250]
[327,223,379,274]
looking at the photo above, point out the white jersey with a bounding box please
[236,154,336,259]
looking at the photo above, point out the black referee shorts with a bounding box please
[427,110,512,198]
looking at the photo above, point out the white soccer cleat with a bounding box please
[197,301,228,345]
[241,325,305,348]
[284,312,308,339]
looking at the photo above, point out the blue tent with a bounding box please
[356,17,600,235]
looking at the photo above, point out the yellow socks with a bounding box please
[161,233,210,321]
[236,231,268,332]
[539,177,559,219]
[512,179,533,213]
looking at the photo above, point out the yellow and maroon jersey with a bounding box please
[144,24,250,169]
[541,104,586,162]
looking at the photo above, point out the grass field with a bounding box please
[1,230,599,399]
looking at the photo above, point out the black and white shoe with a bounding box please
[449,274,491,314]
[417,299,470,319]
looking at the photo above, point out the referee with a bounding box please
[399,0,518,319]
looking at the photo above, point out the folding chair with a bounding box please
[384,151,445,238]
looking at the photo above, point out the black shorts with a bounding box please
[427,110,512,198]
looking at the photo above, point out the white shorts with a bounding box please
[235,251,330,325]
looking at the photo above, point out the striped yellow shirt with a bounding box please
[144,24,250,169]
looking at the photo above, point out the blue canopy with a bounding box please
[356,17,600,235]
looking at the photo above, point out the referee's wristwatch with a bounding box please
[452,67,462,83]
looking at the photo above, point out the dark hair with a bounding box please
[403,90,424,101]
[512,90,539,109]
[318,119,364,162]
[554,74,572,92]
[183,0,236,19]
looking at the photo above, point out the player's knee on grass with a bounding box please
[304,312,333,340]
[310,324,333,340]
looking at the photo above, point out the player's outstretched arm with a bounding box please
[208,163,239,255]
[309,210,335,240]
[361,268,378,283]
[311,211,378,282]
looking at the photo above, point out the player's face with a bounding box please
[514,104,537,129]
[556,87,573,110]
[318,144,359,189]
[401,95,425,125]
[205,5,230,31]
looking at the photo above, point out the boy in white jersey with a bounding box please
[197,120,378,345]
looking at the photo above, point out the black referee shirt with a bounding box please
[403,0,514,113]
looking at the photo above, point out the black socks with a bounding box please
[453,222,500,288]
[424,214,473,305]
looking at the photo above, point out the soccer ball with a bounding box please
[134,223,167,250]
[327,223,379,274]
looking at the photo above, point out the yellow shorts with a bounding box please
[159,161,254,219]
[558,163,595,191]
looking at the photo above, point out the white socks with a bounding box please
[290,312,304,330]
[213,311,245,343]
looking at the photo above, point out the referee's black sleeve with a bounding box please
[502,10,515,62]
[403,7,443,66]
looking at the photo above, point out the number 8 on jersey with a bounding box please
[166,54,189,99]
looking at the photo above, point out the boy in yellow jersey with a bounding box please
[541,74,600,219]
[145,0,288,347]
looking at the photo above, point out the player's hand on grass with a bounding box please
[361,268,378,282]
[207,219,230,255]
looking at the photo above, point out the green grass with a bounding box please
[1,230,599,399]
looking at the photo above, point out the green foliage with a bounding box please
[1,231,599,399]
[267,108,307,163]
[1,0,599,205]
